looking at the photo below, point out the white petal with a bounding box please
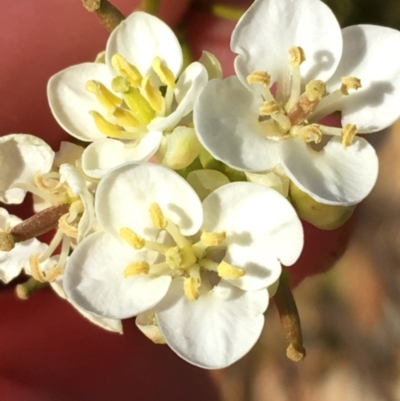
[96,163,203,239]
[106,12,182,83]
[155,278,268,369]
[232,0,342,88]
[54,141,84,168]
[136,309,166,344]
[59,164,95,242]
[81,133,162,179]
[245,165,290,197]
[194,77,280,171]
[327,25,400,132]
[0,134,54,204]
[148,62,208,132]
[199,51,223,80]
[64,231,171,319]
[51,276,123,334]
[47,63,113,141]
[202,182,303,290]
[186,169,230,201]
[280,137,378,205]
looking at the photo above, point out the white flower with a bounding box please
[63,162,303,368]
[0,208,47,283]
[194,0,400,206]
[48,12,208,178]
[0,134,54,204]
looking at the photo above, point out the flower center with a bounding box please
[119,203,245,301]
[86,55,176,139]
[247,46,362,148]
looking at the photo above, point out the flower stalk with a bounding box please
[15,278,49,300]
[274,270,306,362]
[82,0,125,31]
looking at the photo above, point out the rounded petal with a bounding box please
[327,25,400,133]
[202,182,303,290]
[64,231,172,319]
[148,62,208,131]
[81,133,162,179]
[155,278,268,369]
[0,134,54,204]
[106,12,182,82]
[96,163,203,238]
[232,0,342,88]
[47,63,113,141]
[280,137,378,205]
[194,77,280,171]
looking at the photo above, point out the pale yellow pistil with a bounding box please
[120,203,245,301]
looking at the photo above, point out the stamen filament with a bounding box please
[39,229,64,262]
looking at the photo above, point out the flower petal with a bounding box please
[54,142,84,168]
[0,134,54,204]
[202,182,303,290]
[148,62,208,132]
[155,278,268,369]
[96,163,203,238]
[326,25,400,133]
[64,231,171,319]
[106,12,182,83]
[279,137,378,205]
[232,0,342,88]
[47,63,113,141]
[194,76,280,171]
[81,133,162,179]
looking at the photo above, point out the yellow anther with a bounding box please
[152,56,176,88]
[200,231,226,246]
[58,214,79,238]
[247,71,271,86]
[340,76,362,95]
[149,203,167,229]
[88,111,122,138]
[45,265,63,282]
[110,107,141,128]
[289,46,306,67]
[111,54,143,88]
[0,232,15,251]
[300,124,322,144]
[184,276,199,301]
[305,80,326,102]
[141,75,165,113]
[166,245,197,270]
[124,261,150,277]
[259,100,282,116]
[120,227,146,249]
[85,80,123,110]
[341,124,357,148]
[217,260,245,279]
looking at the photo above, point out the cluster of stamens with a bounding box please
[86,54,176,139]
[247,46,362,148]
[120,203,246,301]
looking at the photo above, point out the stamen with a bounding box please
[58,214,79,238]
[39,229,64,262]
[111,54,142,87]
[109,106,141,128]
[292,124,322,144]
[247,71,271,86]
[305,80,326,102]
[340,76,362,95]
[260,100,291,132]
[217,260,245,279]
[85,80,122,109]
[141,76,165,113]
[34,172,62,193]
[88,110,123,137]
[165,221,192,247]
[184,276,199,301]
[200,231,226,247]
[112,77,155,124]
[149,203,167,229]
[29,254,47,283]
[57,235,71,272]
[341,124,357,148]
[0,232,15,251]
[120,227,145,249]
[124,261,150,277]
[288,46,306,67]
[152,56,176,88]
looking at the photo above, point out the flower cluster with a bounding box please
[1,0,400,369]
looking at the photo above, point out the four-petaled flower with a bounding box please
[194,0,400,206]
[63,163,303,368]
[48,12,208,178]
